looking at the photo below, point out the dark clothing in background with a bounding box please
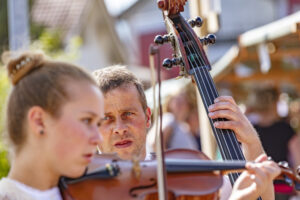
[254,120,295,163]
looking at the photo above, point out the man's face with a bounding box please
[98,83,151,160]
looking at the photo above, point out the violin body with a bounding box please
[61,149,223,200]
[60,151,300,200]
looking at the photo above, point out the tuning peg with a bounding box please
[162,58,173,68]
[278,161,289,169]
[188,17,203,28]
[154,34,173,45]
[162,57,183,69]
[200,34,216,46]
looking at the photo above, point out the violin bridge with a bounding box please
[132,156,141,179]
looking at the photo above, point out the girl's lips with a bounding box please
[83,153,93,163]
[114,140,133,148]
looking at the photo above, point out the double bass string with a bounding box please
[201,68,245,158]
[177,17,263,200]
[178,31,231,157]
[195,68,242,183]
[177,24,243,184]
[177,31,229,160]
[178,29,238,161]
[180,24,243,160]
[180,23,245,161]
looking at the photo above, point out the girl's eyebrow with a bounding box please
[81,110,99,117]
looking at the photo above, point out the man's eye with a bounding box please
[124,112,133,116]
[103,116,112,121]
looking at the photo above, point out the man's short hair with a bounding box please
[93,65,148,111]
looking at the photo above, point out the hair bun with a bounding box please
[3,52,44,85]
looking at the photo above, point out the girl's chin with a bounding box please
[64,168,86,178]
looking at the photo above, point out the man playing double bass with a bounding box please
[93,65,280,200]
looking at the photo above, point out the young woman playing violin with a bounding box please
[0,52,104,199]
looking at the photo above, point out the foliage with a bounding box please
[0,147,9,178]
[0,68,10,178]
[31,31,82,62]
[38,30,63,52]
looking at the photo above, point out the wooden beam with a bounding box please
[221,70,300,92]
[238,47,300,62]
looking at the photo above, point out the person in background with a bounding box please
[247,86,297,200]
[147,85,199,152]
[0,52,104,199]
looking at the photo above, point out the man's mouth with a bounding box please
[114,140,133,148]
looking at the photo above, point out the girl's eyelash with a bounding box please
[82,118,92,123]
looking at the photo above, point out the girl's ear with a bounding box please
[145,107,151,128]
[27,106,46,137]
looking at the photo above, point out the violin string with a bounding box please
[178,23,244,183]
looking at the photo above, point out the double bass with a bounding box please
[154,0,250,190]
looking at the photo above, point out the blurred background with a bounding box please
[0,0,299,198]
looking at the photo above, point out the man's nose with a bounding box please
[113,118,127,135]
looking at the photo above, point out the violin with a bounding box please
[59,149,300,200]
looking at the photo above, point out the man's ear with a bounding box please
[27,106,46,137]
[145,107,151,128]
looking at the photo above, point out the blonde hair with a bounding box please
[3,51,96,153]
